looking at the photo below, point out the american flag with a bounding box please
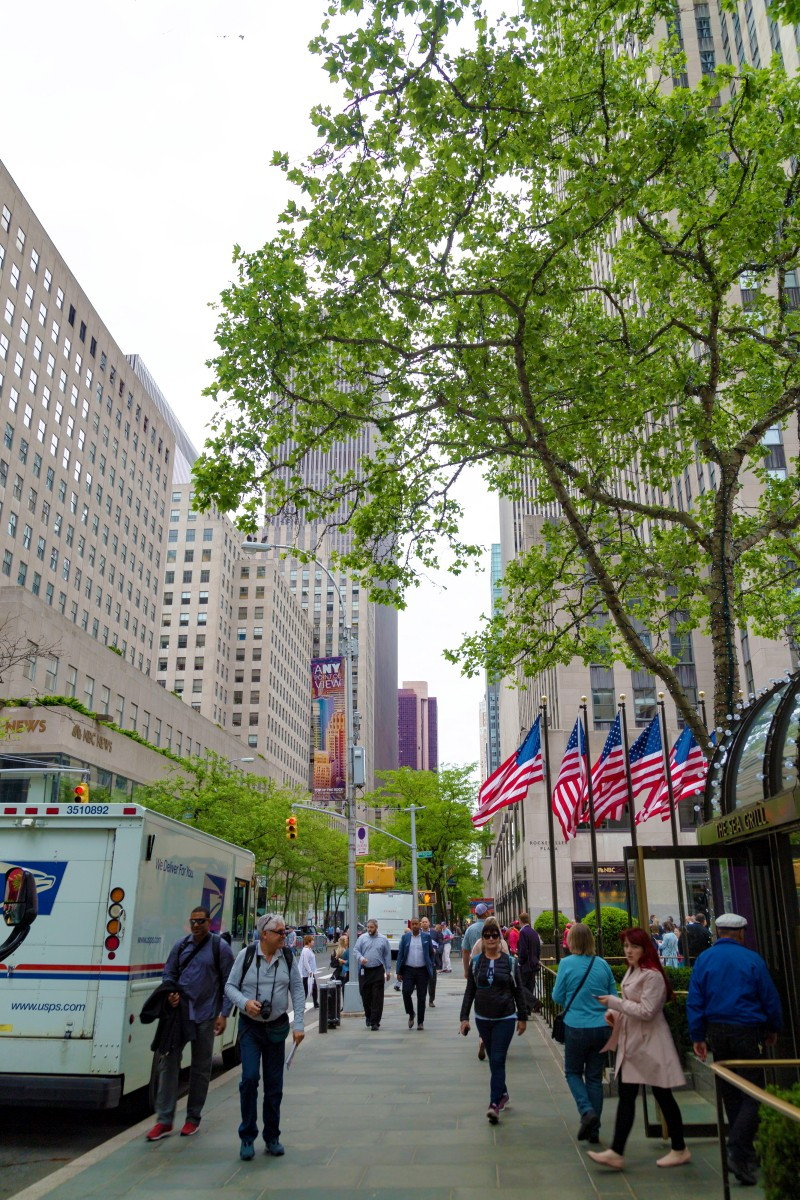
[472,717,544,829]
[588,713,630,825]
[552,717,588,841]
[638,726,709,824]
[628,716,667,823]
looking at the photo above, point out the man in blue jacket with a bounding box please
[395,916,435,1030]
[687,912,783,1187]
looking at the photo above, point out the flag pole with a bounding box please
[540,696,561,964]
[657,693,689,958]
[580,699,603,959]
[618,694,639,926]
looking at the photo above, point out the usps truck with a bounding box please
[367,891,413,958]
[0,800,255,1108]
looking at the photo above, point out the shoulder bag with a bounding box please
[552,957,595,1044]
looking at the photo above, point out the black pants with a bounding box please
[302,976,318,1007]
[428,969,437,1003]
[360,965,385,1026]
[401,966,429,1025]
[709,1023,766,1165]
[519,964,541,1013]
[611,1073,685,1155]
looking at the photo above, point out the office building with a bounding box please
[255,429,399,792]
[398,680,438,772]
[0,160,311,792]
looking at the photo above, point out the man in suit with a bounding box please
[396,917,435,1030]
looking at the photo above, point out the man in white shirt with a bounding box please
[396,918,435,1030]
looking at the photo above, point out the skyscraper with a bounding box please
[398,680,438,771]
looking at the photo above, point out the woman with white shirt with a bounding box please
[299,934,318,1008]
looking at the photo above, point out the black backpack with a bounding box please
[234,941,294,987]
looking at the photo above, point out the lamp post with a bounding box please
[241,539,361,1007]
[228,756,255,766]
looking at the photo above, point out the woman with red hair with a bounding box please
[588,927,690,1172]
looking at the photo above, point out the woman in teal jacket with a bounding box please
[552,923,617,1143]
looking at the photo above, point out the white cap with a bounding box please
[715,912,747,930]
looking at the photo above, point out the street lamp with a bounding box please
[241,538,362,1007]
[228,756,255,765]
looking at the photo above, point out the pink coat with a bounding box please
[603,967,685,1089]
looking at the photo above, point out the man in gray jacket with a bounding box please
[354,918,391,1029]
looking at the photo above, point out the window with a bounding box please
[65,664,78,698]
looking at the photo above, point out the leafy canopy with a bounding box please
[194,0,800,736]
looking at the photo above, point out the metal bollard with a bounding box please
[318,983,330,1033]
[327,979,341,1027]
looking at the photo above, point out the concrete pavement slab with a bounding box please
[8,970,766,1200]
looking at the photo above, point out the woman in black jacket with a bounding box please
[459,917,527,1124]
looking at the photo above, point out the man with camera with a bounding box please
[225,914,306,1161]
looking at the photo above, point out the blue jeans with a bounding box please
[563,1024,608,1122]
[475,1017,516,1105]
[238,1017,288,1144]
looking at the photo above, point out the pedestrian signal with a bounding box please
[285,816,298,841]
[73,782,90,804]
[418,890,436,906]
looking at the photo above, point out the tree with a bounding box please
[194,0,800,740]
[363,765,489,921]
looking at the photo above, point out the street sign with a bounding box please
[446,876,457,887]
[417,850,433,859]
[356,825,369,856]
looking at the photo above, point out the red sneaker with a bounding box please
[146,1122,173,1141]
[180,1121,200,1137]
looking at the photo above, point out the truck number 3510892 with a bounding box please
[66,804,110,815]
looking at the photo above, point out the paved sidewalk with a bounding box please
[10,972,759,1200]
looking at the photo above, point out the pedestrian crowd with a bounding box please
[140,900,783,1190]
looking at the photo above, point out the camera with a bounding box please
[259,1000,273,1020]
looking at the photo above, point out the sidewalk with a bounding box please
[10,972,759,1200]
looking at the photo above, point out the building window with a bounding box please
[65,664,78,698]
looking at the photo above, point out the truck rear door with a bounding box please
[1,828,114,1039]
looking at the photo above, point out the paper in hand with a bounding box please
[285,1040,299,1070]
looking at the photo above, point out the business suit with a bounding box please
[396,929,435,1028]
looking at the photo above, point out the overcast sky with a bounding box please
[1,0,500,770]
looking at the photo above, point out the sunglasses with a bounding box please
[483,931,500,939]
[189,918,208,925]
[262,928,286,936]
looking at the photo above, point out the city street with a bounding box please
[6,971,760,1200]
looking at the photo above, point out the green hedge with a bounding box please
[534,910,571,944]
[583,906,631,956]
[754,1083,800,1200]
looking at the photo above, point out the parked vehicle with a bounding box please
[0,800,254,1108]
[367,891,413,958]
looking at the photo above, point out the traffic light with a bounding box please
[285,816,298,841]
[418,890,436,906]
[73,782,90,804]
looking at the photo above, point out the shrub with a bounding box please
[534,910,571,944]
[583,906,631,956]
[754,1083,800,1200]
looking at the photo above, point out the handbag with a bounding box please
[551,957,596,1044]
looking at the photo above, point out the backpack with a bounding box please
[471,951,516,981]
[235,941,294,988]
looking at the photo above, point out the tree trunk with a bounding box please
[709,467,742,730]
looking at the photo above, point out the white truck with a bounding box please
[0,800,255,1109]
[367,891,413,958]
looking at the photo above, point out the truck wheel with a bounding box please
[222,1041,241,1070]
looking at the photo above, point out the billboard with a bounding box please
[311,657,346,802]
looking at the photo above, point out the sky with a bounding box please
[1,0,500,769]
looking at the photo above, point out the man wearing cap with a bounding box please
[462,904,490,976]
[687,913,783,1187]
